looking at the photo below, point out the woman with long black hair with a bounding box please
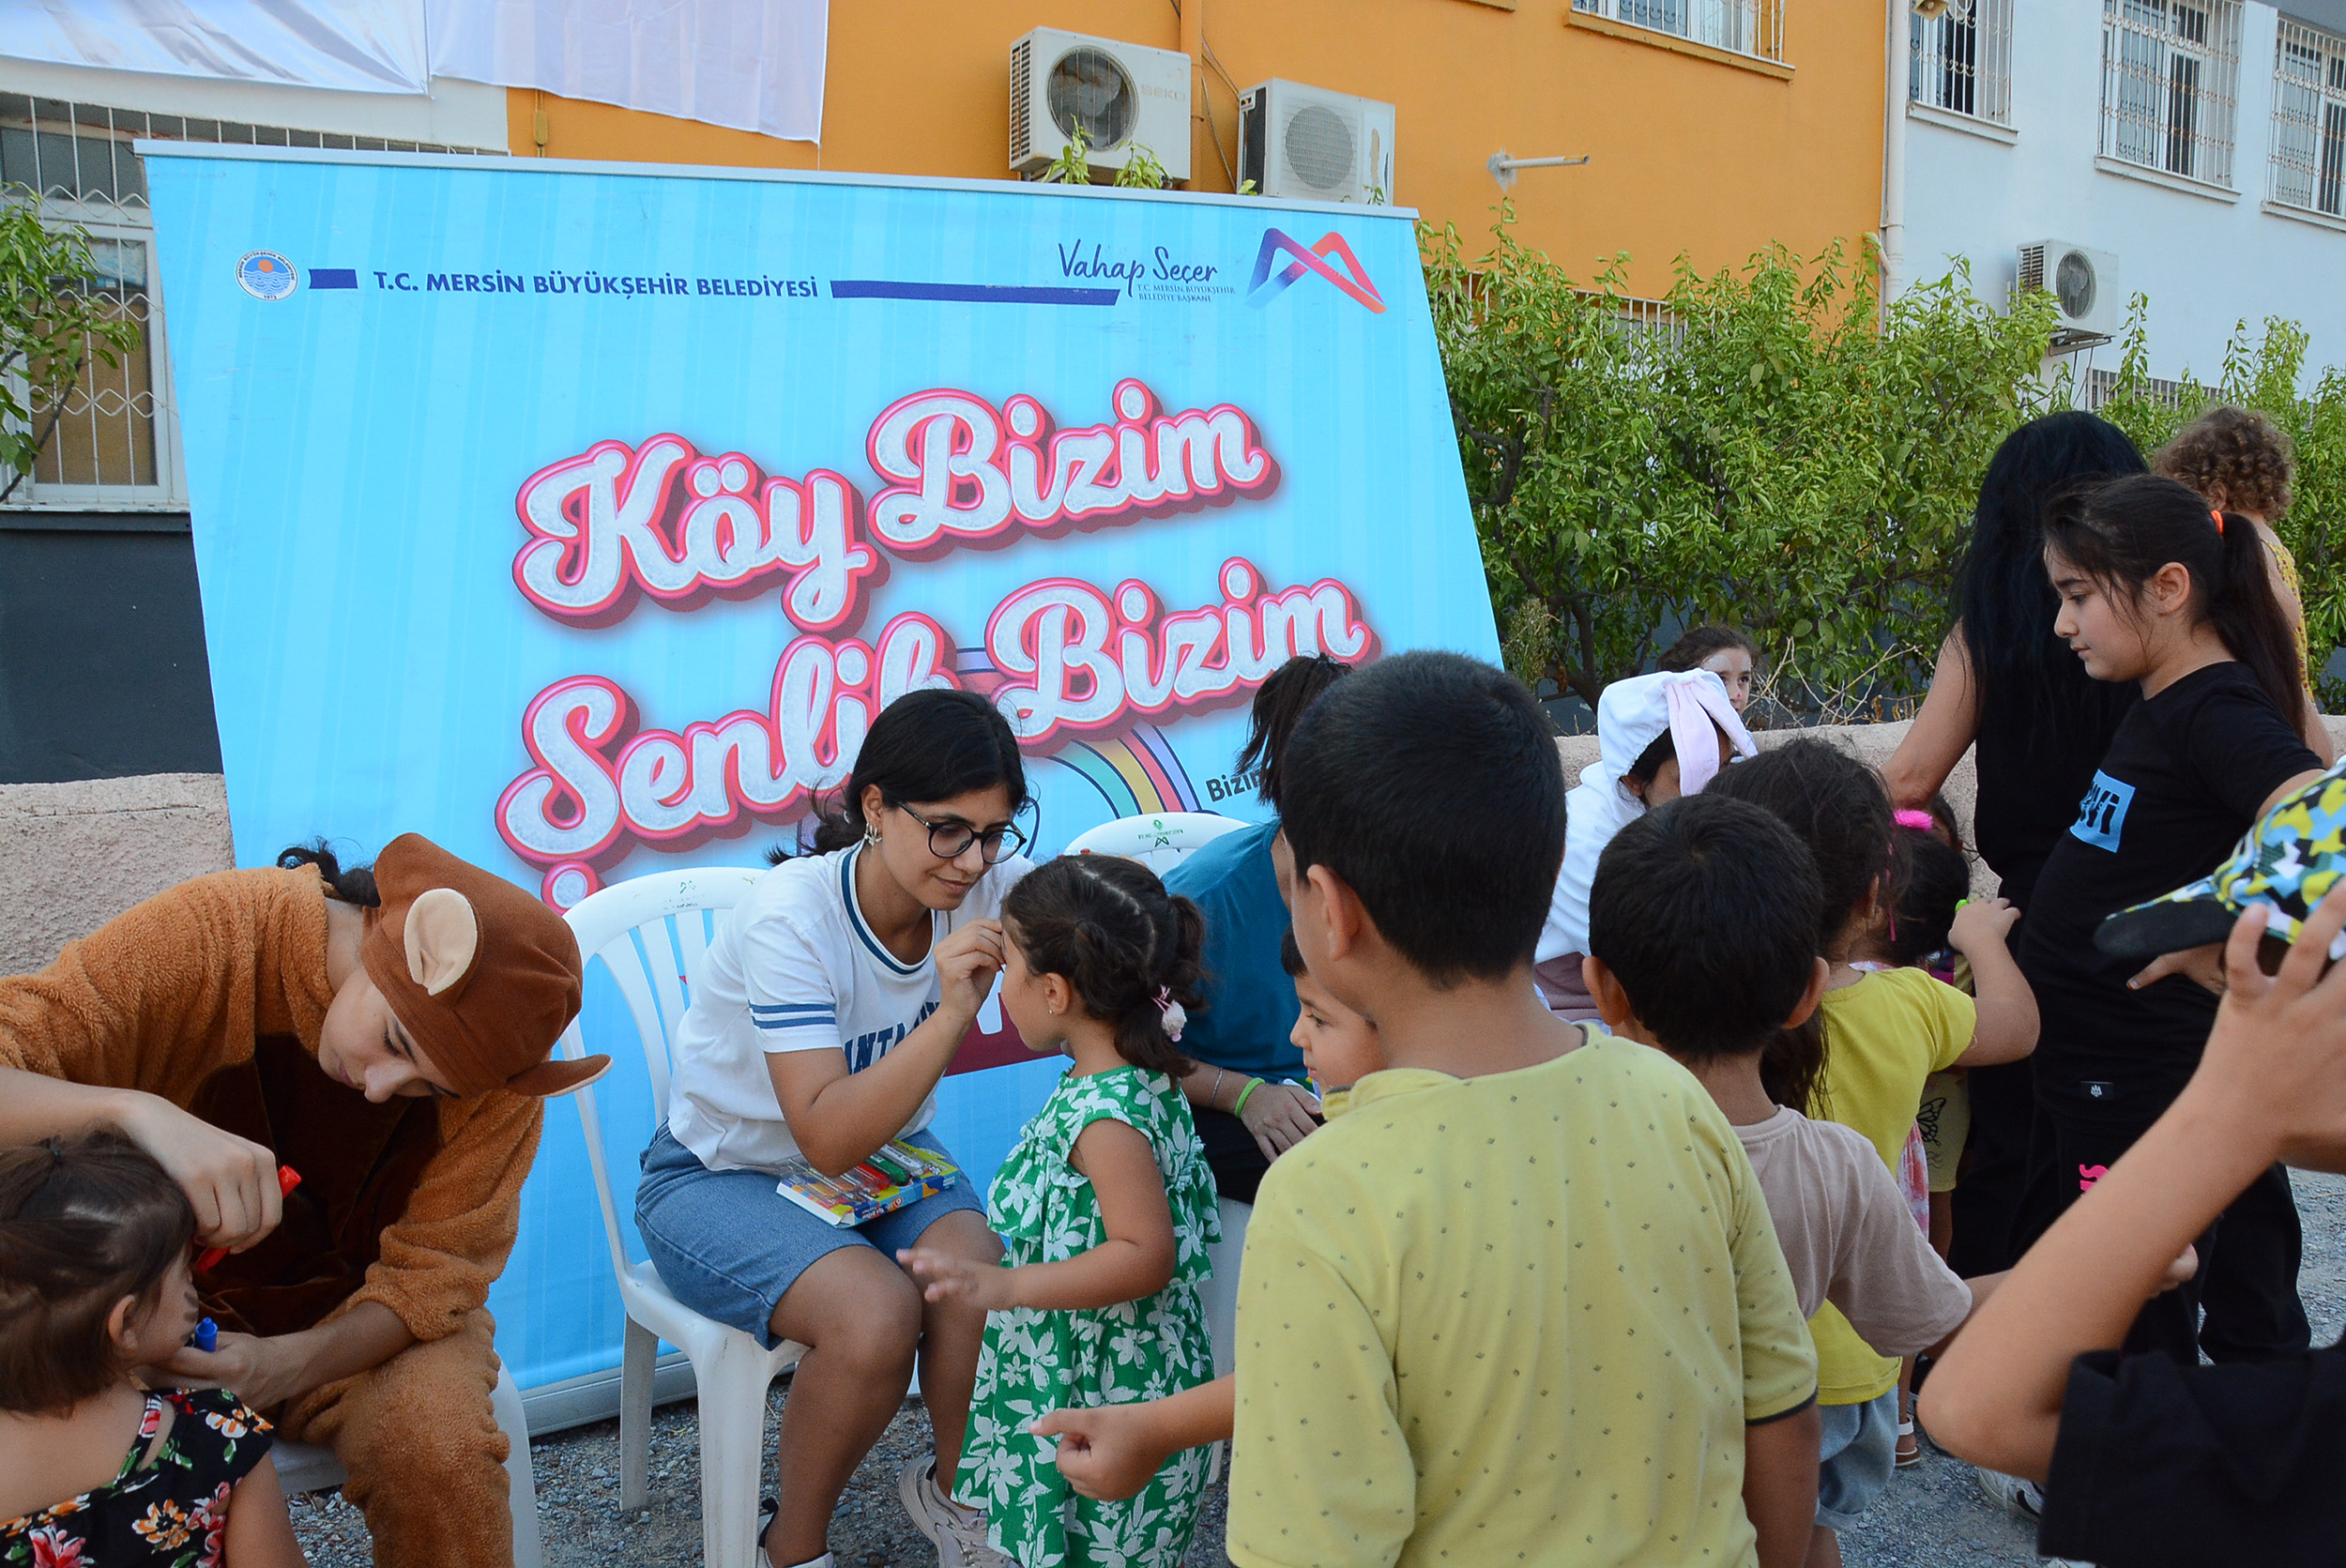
[638,687,1031,1568]
[1882,412,2146,1276]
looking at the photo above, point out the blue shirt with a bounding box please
[1163,818,1303,1079]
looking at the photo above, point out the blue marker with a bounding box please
[191,1317,218,1353]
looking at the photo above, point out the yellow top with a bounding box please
[1807,967,1974,1404]
[1226,1035,1817,1568]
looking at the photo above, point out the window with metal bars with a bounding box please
[1572,0,1786,63]
[1911,0,2014,126]
[2271,18,2346,219]
[2100,0,2241,187]
[0,98,487,510]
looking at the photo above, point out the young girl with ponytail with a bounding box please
[2016,472,2327,1366]
[900,855,1220,1568]
[0,1134,302,1568]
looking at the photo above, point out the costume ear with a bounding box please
[404,888,480,997]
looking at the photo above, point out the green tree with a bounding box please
[1428,207,2063,717]
[0,193,144,501]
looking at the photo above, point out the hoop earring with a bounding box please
[862,820,882,848]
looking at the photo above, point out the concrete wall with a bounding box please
[3,724,1959,976]
[1901,0,2346,384]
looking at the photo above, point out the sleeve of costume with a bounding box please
[2189,693,2320,823]
[1226,1177,1415,1568]
[739,912,845,1058]
[344,1090,543,1342]
[1917,970,1978,1073]
[1728,1140,1820,1422]
[2038,1344,2346,1565]
[1823,1140,1973,1358]
[0,871,289,1093]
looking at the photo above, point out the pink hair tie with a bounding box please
[2213,508,2227,535]
[1152,987,1186,1042]
[1895,809,1938,832]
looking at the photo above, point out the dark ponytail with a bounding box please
[278,841,381,906]
[1235,655,1352,814]
[2043,473,2307,724]
[1002,855,1206,1075]
[777,687,1030,861]
[0,1134,196,1414]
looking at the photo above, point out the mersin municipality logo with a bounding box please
[1245,230,1385,313]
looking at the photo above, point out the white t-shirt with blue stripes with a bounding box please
[665,844,1030,1174]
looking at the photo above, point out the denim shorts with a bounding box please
[1815,1387,1900,1530]
[634,1123,986,1347]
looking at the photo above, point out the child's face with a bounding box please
[1700,647,1755,711]
[998,920,1066,1054]
[2048,548,2155,684]
[1289,967,1382,1091]
[119,1252,202,1367]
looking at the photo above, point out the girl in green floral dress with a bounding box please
[900,855,1220,1568]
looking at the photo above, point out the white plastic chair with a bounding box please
[1063,811,1247,875]
[270,1362,542,1568]
[556,865,806,1568]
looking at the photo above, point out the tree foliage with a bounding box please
[1428,207,2066,716]
[0,193,143,501]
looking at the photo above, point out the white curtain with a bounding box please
[0,0,429,94]
[428,0,827,144]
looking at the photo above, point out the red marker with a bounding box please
[194,1165,301,1273]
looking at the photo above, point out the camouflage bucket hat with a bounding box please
[2096,760,2346,965]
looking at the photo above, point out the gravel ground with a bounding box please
[289,1171,2346,1567]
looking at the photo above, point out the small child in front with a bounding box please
[1584,796,1978,1568]
[0,1134,304,1568]
[899,854,1220,1568]
[1228,651,1820,1568]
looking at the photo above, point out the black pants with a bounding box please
[2016,1104,2308,1363]
[1194,1105,1272,1205]
[1947,1056,2035,1275]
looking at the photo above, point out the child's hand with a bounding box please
[2127,942,2227,995]
[898,1245,1018,1311]
[2188,885,2346,1169]
[2157,1243,2200,1293]
[1029,1404,1172,1501]
[1949,896,2020,954]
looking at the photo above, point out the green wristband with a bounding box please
[1233,1078,1261,1117]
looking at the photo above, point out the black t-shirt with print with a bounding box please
[2036,1337,2346,1566]
[2018,662,2317,1119]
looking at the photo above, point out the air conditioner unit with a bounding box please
[1010,28,1192,183]
[1238,80,1396,205]
[2018,239,2121,343]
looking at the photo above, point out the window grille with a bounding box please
[1912,0,2014,126]
[0,98,486,510]
[2100,0,2241,188]
[2271,17,2346,218]
[2083,366,2203,411]
[1573,0,1786,64]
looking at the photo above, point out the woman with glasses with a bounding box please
[637,687,1033,1568]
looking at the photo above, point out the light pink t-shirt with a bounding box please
[1737,1106,1973,1359]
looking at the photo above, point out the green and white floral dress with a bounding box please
[956,1065,1221,1568]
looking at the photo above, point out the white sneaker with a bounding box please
[759,1556,832,1568]
[1975,1466,2045,1521]
[899,1458,1013,1568]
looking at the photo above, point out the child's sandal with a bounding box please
[1895,1417,1923,1468]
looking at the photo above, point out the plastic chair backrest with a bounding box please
[1061,812,1247,875]
[556,866,765,1283]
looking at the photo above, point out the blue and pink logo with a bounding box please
[1245,230,1384,313]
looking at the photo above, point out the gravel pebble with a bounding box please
[291,1171,2346,1566]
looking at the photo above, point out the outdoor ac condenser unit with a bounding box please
[1238,80,1396,205]
[2018,239,2122,343]
[1010,28,1192,183]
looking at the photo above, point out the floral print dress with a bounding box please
[2,1390,272,1568]
[957,1066,1221,1568]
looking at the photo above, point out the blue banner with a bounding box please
[143,145,1495,1398]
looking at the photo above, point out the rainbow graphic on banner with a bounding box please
[952,647,1201,822]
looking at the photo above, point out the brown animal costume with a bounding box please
[0,835,602,1568]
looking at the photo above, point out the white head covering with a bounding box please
[1535,668,1759,963]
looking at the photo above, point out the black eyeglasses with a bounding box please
[896,804,1029,865]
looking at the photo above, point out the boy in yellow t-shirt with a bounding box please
[1228,652,1820,1568]
[1712,739,2039,1559]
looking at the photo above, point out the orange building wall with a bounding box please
[508,0,1883,300]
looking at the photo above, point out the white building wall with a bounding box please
[1900,0,2346,388]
